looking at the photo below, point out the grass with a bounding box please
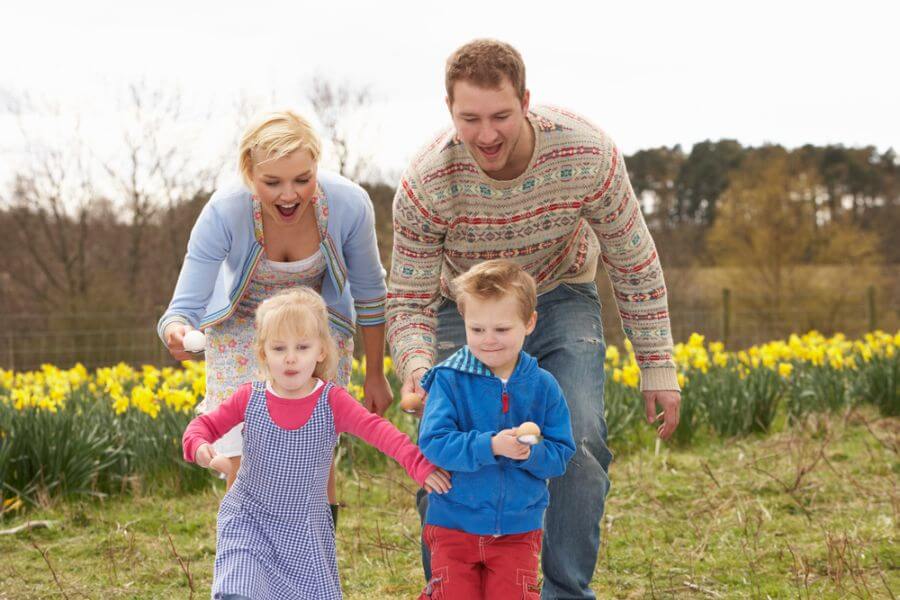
[1,409,897,599]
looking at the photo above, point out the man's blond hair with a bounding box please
[255,287,337,382]
[452,259,537,323]
[238,110,321,190]
[445,39,527,102]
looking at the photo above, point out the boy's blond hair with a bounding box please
[238,110,322,190]
[445,39,527,103]
[452,260,537,323]
[255,287,337,381]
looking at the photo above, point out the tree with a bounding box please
[306,76,374,180]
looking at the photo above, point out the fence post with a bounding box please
[867,285,876,332]
[722,288,731,347]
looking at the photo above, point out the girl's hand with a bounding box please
[164,322,195,361]
[424,468,452,494]
[195,443,216,468]
[363,371,394,417]
[491,429,532,460]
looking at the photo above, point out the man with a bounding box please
[386,38,681,599]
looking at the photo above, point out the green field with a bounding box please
[1,409,896,599]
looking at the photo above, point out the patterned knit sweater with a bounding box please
[386,105,678,391]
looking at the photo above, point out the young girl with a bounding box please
[183,288,451,600]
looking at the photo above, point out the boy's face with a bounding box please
[263,332,325,397]
[462,294,537,380]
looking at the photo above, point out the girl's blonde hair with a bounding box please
[238,110,322,190]
[255,287,337,382]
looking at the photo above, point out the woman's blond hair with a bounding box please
[255,287,337,382]
[238,110,322,190]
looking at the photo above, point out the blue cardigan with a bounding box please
[418,347,576,536]
[157,170,387,340]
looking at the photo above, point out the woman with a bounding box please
[158,110,393,523]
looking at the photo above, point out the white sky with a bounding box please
[1,0,898,188]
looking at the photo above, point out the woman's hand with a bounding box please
[363,371,394,417]
[164,322,195,361]
[423,468,452,494]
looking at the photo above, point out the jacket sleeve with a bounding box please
[512,376,575,479]
[418,371,498,472]
[341,185,388,327]
[157,200,231,341]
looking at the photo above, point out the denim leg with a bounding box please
[526,282,611,600]
[418,298,467,582]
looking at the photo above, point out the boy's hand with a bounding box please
[424,468,452,494]
[195,443,215,468]
[491,429,531,460]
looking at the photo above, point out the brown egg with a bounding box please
[399,393,424,414]
[516,421,541,445]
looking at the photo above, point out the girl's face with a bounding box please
[262,331,325,398]
[250,149,318,227]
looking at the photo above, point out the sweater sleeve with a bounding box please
[329,386,436,487]
[182,384,250,462]
[342,186,388,327]
[511,376,576,479]
[418,371,498,472]
[385,168,448,382]
[581,143,679,391]
[157,201,231,341]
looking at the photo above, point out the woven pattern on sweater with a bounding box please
[386,106,678,391]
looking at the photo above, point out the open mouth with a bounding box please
[478,143,502,159]
[276,203,299,218]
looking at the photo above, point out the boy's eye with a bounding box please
[496,328,510,333]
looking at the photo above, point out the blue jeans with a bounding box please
[416,281,612,599]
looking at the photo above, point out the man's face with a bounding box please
[447,78,531,180]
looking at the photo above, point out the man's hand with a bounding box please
[400,367,430,417]
[423,468,452,494]
[644,390,681,440]
[363,371,394,416]
[491,429,532,460]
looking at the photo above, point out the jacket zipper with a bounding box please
[496,379,509,533]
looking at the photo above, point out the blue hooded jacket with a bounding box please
[419,347,576,535]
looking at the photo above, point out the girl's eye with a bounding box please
[296,179,310,184]
[272,346,286,352]
[264,181,279,187]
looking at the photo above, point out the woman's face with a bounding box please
[250,149,318,226]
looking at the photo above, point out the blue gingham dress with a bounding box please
[212,381,341,599]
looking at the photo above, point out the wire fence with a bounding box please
[1,291,898,372]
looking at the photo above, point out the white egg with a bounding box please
[517,434,539,446]
[183,329,206,353]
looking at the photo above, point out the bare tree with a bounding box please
[306,76,374,180]
[0,95,99,313]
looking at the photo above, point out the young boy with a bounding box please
[417,259,576,599]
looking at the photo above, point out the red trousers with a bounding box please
[419,524,542,600]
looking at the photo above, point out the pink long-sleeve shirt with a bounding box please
[183,381,436,487]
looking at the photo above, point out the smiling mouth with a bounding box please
[478,143,502,158]
[284,370,299,376]
[276,203,299,217]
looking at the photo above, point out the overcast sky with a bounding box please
[1,0,898,187]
